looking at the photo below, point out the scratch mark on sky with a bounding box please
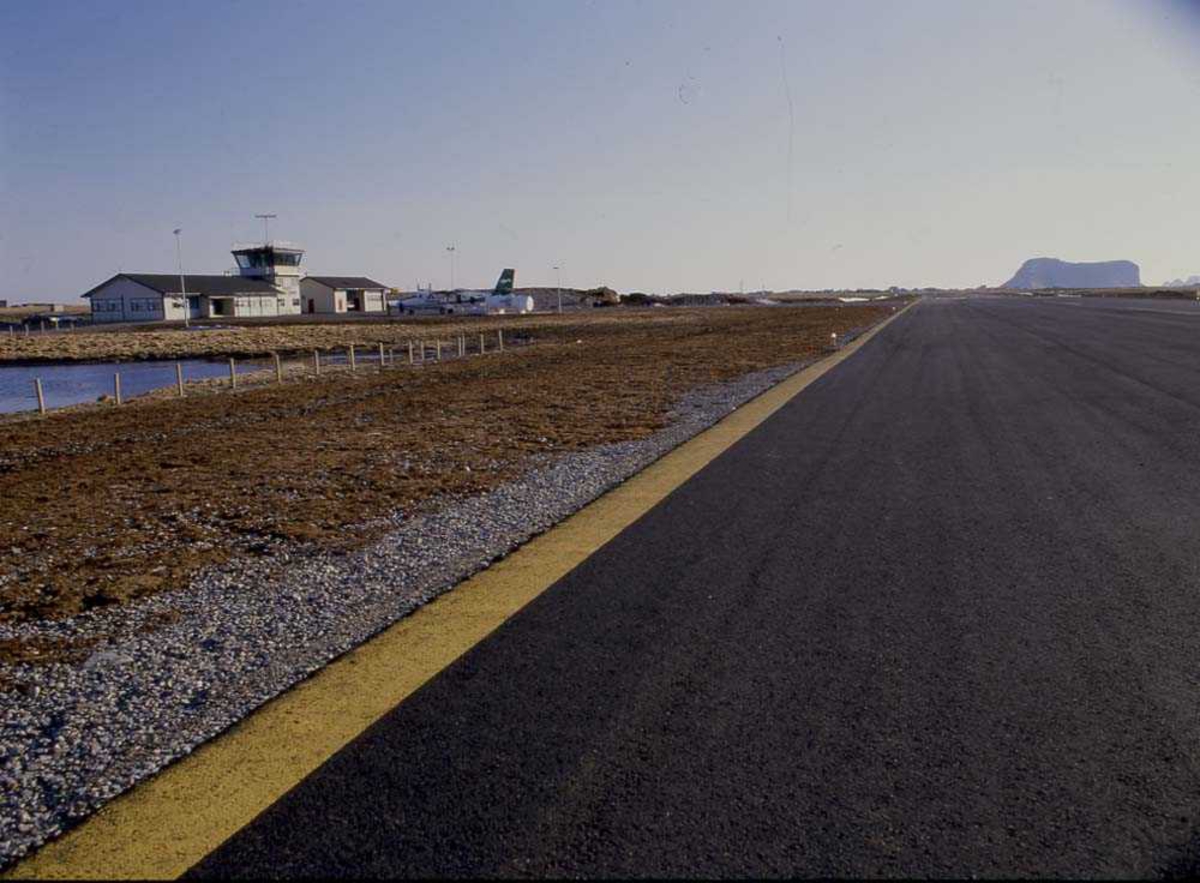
[778,36,795,225]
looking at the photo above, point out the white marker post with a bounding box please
[114,373,122,406]
[274,353,283,384]
[176,363,185,397]
[34,378,45,415]
[229,358,237,389]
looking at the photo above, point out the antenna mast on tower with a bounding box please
[254,213,278,244]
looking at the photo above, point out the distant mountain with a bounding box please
[1163,275,1200,287]
[1003,258,1140,289]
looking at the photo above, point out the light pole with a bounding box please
[255,213,277,244]
[446,245,456,290]
[554,265,562,314]
[174,228,189,328]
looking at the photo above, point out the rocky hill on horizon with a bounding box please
[1003,258,1140,289]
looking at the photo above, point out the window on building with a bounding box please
[235,252,269,269]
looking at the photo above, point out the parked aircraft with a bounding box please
[396,269,534,315]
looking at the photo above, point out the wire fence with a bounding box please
[3,329,514,418]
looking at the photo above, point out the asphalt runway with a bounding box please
[190,296,1200,877]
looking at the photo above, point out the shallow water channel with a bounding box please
[0,358,258,414]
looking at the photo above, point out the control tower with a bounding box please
[231,241,305,313]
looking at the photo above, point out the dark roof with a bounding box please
[82,273,280,299]
[303,276,389,291]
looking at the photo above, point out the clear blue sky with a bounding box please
[1,0,1198,301]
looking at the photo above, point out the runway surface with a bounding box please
[190,295,1200,877]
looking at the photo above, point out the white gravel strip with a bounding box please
[0,357,827,867]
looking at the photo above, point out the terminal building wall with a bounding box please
[88,278,185,324]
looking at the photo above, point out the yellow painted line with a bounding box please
[6,301,915,881]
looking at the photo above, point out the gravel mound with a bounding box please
[0,361,808,867]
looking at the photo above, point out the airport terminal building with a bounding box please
[83,243,388,323]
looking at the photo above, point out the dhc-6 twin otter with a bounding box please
[396,269,535,315]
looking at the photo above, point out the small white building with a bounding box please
[299,277,389,314]
[84,242,307,323]
[84,273,298,323]
[83,241,396,323]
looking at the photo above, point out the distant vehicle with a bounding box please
[396,269,533,315]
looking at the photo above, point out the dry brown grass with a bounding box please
[2,310,699,364]
[0,304,901,624]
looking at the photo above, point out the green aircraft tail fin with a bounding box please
[493,269,515,296]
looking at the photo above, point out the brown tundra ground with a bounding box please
[0,303,902,629]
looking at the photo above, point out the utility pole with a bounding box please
[554,265,562,314]
[254,213,277,244]
[446,245,456,290]
[174,228,189,328]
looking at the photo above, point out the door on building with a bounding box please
[187,296,203,319]
[307,298,315,314]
